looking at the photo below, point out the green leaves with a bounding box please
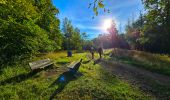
[93,7,98,16]
[89,0,108,17]
[0,0,7,4]
[124,0,170,53]
[0,0,62,63]
[93,7,97,13]
[98,1,104,8]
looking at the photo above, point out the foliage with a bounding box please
[0,0,62,64]
[141,0,170,53]
[93,20,129,49]
[62,18,89,51]
[89,0,110,18]
[125,17,143,50]
[125,0,170,54]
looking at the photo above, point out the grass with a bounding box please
[104,49,170,98]
[0,51,152,99]
[107,48,170,76]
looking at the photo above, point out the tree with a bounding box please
[141,0,170,53]
[92,19,129,50]
[0,0,61,64]
[107,20,119,48]
[62,18,83,51]
[81,32,88,50]
[71,28,82,50]
[62,18,73,50]
[124,0,170,53]
[125,15,143,50]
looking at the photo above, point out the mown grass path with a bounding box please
[100,51,170,99]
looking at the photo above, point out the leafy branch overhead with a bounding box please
[89,0,110,17]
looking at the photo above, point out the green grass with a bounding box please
[104,49,170,97]
[0,51,152,99]
[107,48,170,76]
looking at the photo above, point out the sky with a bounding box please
[53,0,144,39]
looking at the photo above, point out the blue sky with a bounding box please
[53,0,144,39]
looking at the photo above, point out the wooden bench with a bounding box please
[29,58,53,70]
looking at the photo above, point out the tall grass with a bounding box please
[109,48,170,76]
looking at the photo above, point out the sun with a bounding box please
[103,19,112,30]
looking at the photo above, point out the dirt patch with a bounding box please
[100,59,170,99]
[45,69,58,77]
[44,67,70,77]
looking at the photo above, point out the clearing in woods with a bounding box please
[0,49,170,99]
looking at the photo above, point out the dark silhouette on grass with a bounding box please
[90,47,95,59]
[0,70,2,75]
[98,47,103,59]
[93,59,101,65]
[0,65,52,85]
[82,60,91,64]
[72,59,82,72]
[49,59,83,100]
[56,61,70,65]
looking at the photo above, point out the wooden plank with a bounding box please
[29,58,53,70]
[67,61,77,68]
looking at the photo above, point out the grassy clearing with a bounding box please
[104,49,170,98]
[107,48,170,76]
[0,51,152,99]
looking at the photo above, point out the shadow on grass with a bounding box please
[94,59,102,65]
[56,61,70,65]
[49,59,83,100]
[0,70,2,75]
[49,69,83,100]
[82,60,91,64]
[0,65,53,85]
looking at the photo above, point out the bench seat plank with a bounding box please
[29,58,53,70]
